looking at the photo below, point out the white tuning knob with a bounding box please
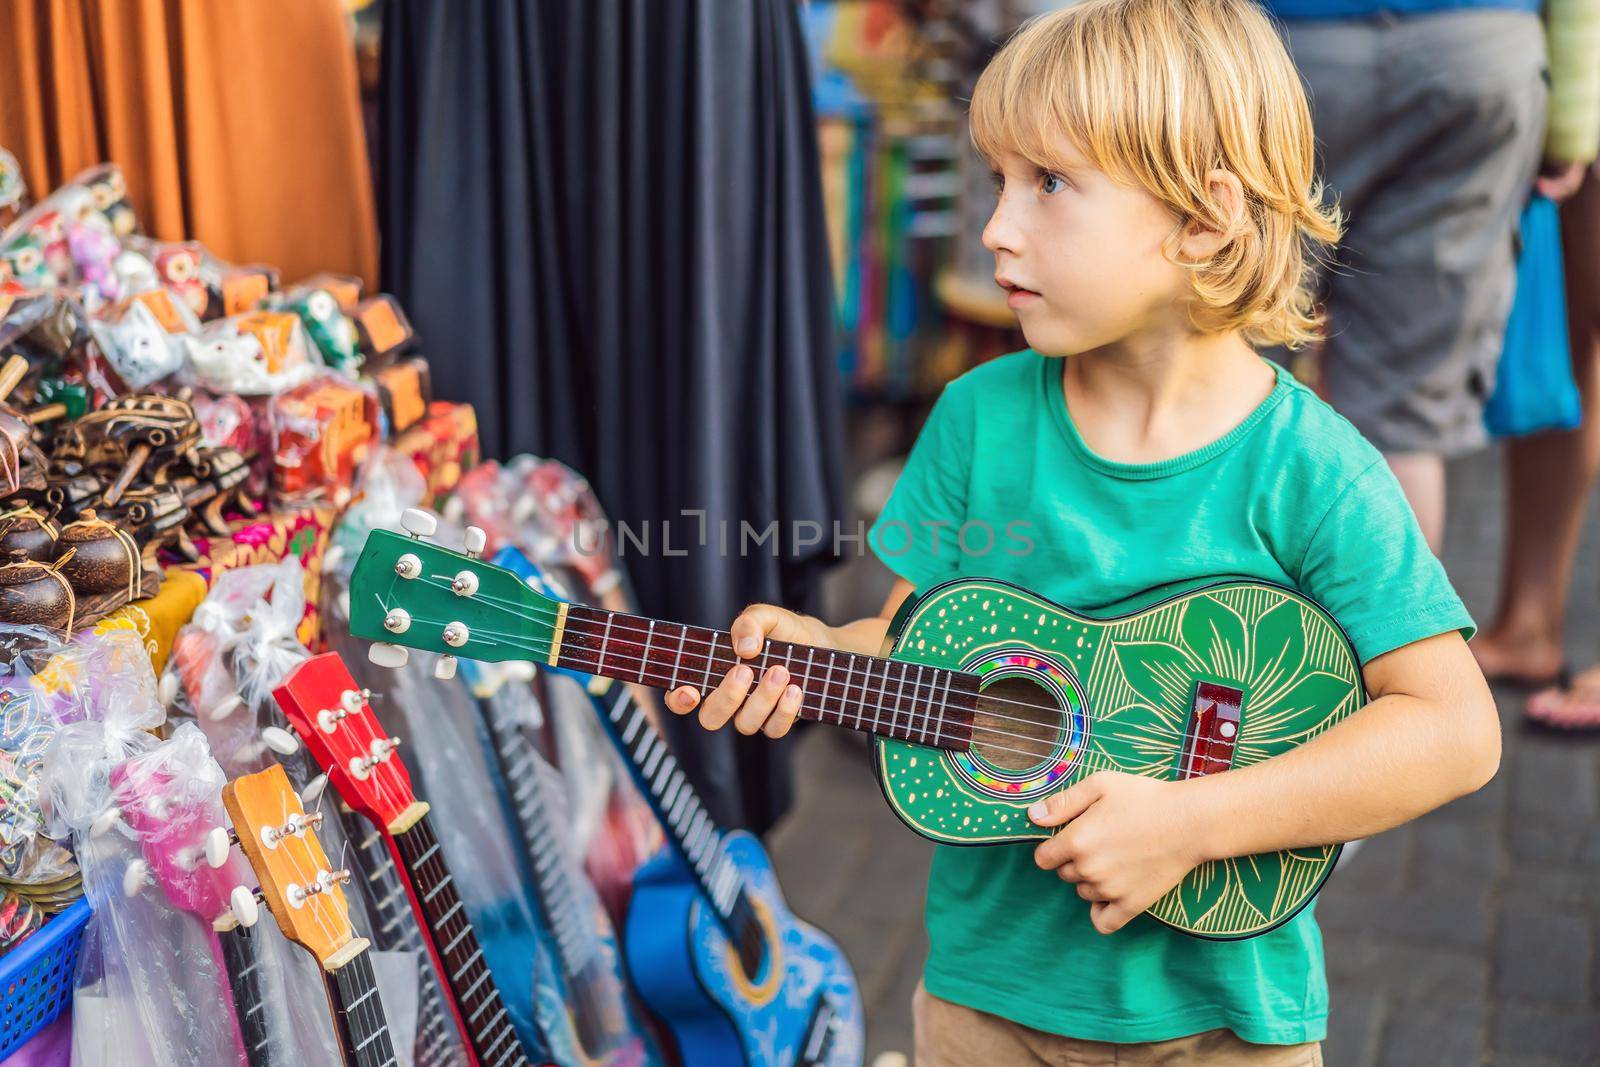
[261,727,299,756]
[205,827,234,868]
[383,608,412,634]
[209,693,244,722]
[122,859,149,899]
[90,806,122,838]
[230,886,261,928]
[434,654,458,680]
[400,508,438,538]
[505,662,537,683]
[300,774,328,806]
[157,672,178,706]
[463,526,487,556]
[369,642,410,669]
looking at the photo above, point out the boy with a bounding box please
[666,0,1501,1061]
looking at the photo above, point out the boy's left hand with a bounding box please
[1029,772,1203,935]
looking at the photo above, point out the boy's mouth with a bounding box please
[997,276,1041,308]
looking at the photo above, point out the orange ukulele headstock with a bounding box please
[221,763,361,969]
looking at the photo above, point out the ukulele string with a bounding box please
[442,602,1197,766]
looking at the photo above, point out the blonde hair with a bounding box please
[970,0,1341,349]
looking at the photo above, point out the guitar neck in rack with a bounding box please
[595,684,766,977]
[476,692,597,983]
[551,604,982,751]
[391,813,531,1067]
[339,805,462,1067]
[215,921,272,1067]
[326,942,400,1067]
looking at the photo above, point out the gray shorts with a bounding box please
[1281,11,1547,457]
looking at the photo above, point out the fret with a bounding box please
[640,620,655,684]
[622,704,646,743]
[703,631,718,692]
[652,753,677,793]
[859,656,875,733]
[822,651,838,726]
[596,613,613,674]
[889,661,907,741]
[422,873,455,904]
[329,949,398,1067]
[923,665,939,747]
[218,923,271,1067]
[672,624,688,690]
[642,738,667,779]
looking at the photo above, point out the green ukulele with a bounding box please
[349,518,1365,940]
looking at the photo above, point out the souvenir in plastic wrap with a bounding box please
[88,297,186,390]
[370,356,431,436]
[267,373,377,507]
[352,294,415,368]
[183,310,320,396]
[0,625,78,905]
[0,148,25,223]
[295,272,362,312]
[72,164,139,239]
[278,287,360,373]
[392,402,479,505]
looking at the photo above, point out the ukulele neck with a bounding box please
[391,814,530,1067]
[215,922,272,1067]
[325,943,398,1067]
[552,604,980,750]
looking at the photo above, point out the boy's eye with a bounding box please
[1040,172,1066,195]
[989,171,1005,193]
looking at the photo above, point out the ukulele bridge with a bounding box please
[1178,681,1244,780]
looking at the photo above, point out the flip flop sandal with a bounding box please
[1524,668,1600,731]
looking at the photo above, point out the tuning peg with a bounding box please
[261,726,299,756]
[208,693,244,721]
[157,672,178,706]
[434,654,457,680]
[451,570,480,597]
[90,806,123,838]
[338,590,352,619]
[300,774,328,806]
[442,622,470,648]
[229,886,262,928]
[400,508,438,538]
[322,543,346,570]
[369,642,409,669]
[383,608,412,634]
[205,826,238,868]
[463,526,487,557]
[339,688,370,713]
[505,662,537,683]
[394,553,422,580]
[122,859,150,898]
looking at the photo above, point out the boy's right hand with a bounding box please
[663,604,835,739]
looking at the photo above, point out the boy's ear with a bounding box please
[1177,169,1246,261]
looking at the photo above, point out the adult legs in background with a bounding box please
[1280,13,1547,554]
[1475,171,1600,689]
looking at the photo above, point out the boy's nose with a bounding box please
[982,202,1021,258]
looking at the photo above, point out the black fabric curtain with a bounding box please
[378,0,847,833]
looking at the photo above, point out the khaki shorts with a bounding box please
[912,983,1323,1067]
[1281,10,1547,457]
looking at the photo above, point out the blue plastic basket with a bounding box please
[0,898,91,1060]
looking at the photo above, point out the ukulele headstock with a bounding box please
[273,652,418,830]
[222,763,355,968]
[350,513,556,673]
[108,739,256,922]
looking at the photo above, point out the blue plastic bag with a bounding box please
[1485,195,1579,437]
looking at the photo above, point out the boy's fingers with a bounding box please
[1033,828,1077,871]
[1090,900,1136,935]
[762,684,804,738]
[698,664,755,730]
[666,686,700,714]
[730,604,785,657]
[732,666,790,735]
[1028,777,1102,827]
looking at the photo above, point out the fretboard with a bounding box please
[340,806,463,1067]
[554,605,979,750]
[327,945,398,1067]
[393,816,531,1067]
[477,692,598,980]
[217,923,272,1067]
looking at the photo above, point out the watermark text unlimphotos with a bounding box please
[571,510,1035,560]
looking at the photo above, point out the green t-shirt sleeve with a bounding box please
[868,383,973,589]
[1295,459,1476,665]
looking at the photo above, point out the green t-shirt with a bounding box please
[867,350,1474,1046]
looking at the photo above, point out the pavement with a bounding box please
[768,445,1600,1065]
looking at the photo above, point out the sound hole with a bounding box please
[971,674,1064,772]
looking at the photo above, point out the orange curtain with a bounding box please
[0,0,378,288]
